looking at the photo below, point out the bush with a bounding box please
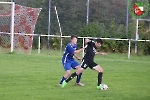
[32,21,150,55]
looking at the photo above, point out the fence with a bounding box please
[1,1,150,55]
[26,34,150,58]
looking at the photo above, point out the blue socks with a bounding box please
[59,76,66,84]
[76,73,82,83]
[59,73,82,84]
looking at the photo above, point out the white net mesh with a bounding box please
[0,3,41,54]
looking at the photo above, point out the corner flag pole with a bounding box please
[54,6,63,54]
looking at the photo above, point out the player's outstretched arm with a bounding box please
[95,52,107,55]
[74,47,86,54]
[73,38,89,54]
[74,54,82,61]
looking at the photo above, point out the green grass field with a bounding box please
[0,50,150,100]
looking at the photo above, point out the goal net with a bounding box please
[0,2,41,54]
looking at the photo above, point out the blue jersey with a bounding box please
[62,43,76,62]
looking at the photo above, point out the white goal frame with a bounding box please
[135,18,150,53]
[0,2,15,52]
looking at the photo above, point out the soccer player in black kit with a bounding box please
[61,38,106,89]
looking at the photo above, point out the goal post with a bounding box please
[0,1,15,52]
[10,2,15,53]
[0,2,42,54]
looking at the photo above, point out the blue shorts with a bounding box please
[62,59,80,71]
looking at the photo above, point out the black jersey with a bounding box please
[84,41,97,62]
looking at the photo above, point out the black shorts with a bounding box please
[80,59,98,69]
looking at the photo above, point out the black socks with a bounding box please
[98,72,103,86]
[66,72,77,83]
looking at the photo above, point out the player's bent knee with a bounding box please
[98,67,103,71]
[66,70,71,75]
[76,68,83,75]
[100,67,104,73]
[75,66,80,69]
[96,65,104,73]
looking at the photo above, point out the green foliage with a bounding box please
[77,20,150,54]
[78,21,128,53]
[50,37,60,49]
[79,19,127,38]
[136,21,150,55]
[79,22,99,37]
[99,40,128,53]
[143,43,150,55]
[107,19,126,38]
[128,22,136,39]
[1,0,150,54]
[32,36,38,49]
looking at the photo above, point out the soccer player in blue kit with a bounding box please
[59,35,86,86]
[61,38,106,89]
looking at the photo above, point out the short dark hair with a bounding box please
[96,38,103,44]
[71,35,78,40]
